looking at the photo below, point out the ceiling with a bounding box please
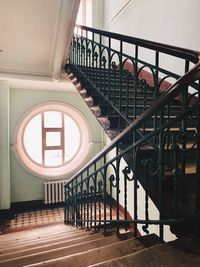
[0,0,80,81]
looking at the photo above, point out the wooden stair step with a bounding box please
[23,237,144,267]
[75,82,82,91]
[0,224,76,244]
[71,77,79,86]
[90,106,101,117]
[0,232,106,261]
[0,225,79,239]
[84,97,94,107]
[67,73,75,80]
[0,234,133,267]
[105,129,120,140]
[0,227,95,251]
[79,89,87,98]
[97,117,110,130]
[88,242,200,267]
[0,230,90,252]
[0,226,78,247]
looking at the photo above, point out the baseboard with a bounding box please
[11,200,64,213]
[11,200,45,212]
[0,200,64,220]
[0,209,12,220]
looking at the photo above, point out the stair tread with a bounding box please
[88,242,200,267]
[0,229,99,252]
[0,232,108,260]
[0,234,135,267]
[0,232,84,250]
[0,224,74,242]
[23,237,144,267]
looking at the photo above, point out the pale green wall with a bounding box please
[0,80,10,209]
[9,86,103,203]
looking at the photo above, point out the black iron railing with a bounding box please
[64,25,200,240]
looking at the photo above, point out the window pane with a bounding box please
[44,111,62,128]
[64,115,80,162]
[45,150,62,166]
[46,132,61,146]
[23,114,42,164]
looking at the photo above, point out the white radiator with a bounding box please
[44,180,66,204]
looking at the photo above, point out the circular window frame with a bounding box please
[14,101,93,180]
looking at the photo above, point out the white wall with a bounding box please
[103,0,200,50]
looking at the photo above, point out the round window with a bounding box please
[14,102,92,179]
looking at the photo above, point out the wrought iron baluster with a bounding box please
[86,169,90,229]
[103,154,107,233]
[134,146,138,238]
[99,34,102,95]
[83,188,86,227]
[71,180,75,226]
[108,37,111,115]
[109,174,113,222]
[142,80,147,135]
[118,41,123,128]
[195,81,200,212]
[116,144,120,234]
[94,163,97,230]
[98,180,102,228]
[90,182,93,228]
[64,185,68,224]
[132,45,139,128]
[74,177,77,227]
[153,51,159,135]
[80,173,83,227]
[158,107,164,241]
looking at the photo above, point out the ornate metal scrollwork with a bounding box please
[122,166,135,181]
[140,79,148,92]
[142,224,150,234]
[172,129,197,152]
[141,147,159,176]
[93,51,98,61]
[111,61,117,70]
[87,48,91,57]
[81,45,85,53]
[98,180,103,194]
[101,56,107,67]
[89,185,95,193]
[77,41,81,51]
[109,174,117,188]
